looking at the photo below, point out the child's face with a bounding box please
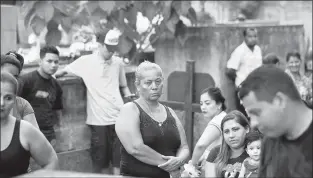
[246,140,261,161]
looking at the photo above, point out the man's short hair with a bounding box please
[243,27,257,37]
[238,66,302,103]
[286,51,301,62]
[263,53,280,65]
[40,46,59,59]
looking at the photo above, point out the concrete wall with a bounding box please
[1,5,18,53]
[191,1,312,49]
[155,25,305,112]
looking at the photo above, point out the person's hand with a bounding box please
[183,162,201,177]
[158,155,183,172]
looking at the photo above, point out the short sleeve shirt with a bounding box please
[259,121,312,177]
[65,52,125,125]
[18,70,63,129]
[227,42,262,87]
[11,96,34,120]
[207,146,249,178]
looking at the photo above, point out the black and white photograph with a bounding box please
[0,1,312,178]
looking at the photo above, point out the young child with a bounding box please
[239,131,263,178]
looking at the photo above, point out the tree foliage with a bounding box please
[18,1,197,61]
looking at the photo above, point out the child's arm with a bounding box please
[238,159,247,178]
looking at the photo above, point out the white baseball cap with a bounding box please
[104,28,121,46]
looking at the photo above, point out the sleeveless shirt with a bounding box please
[0,119,31,177]
[120,101,181,178]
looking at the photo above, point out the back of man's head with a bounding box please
[238,66,302,103]
[263,53,280,66]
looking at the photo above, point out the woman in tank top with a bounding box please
[188,87,227,175]
[0,72,58,177]
[115,61,190,178]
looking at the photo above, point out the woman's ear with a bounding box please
[246,127,250,134]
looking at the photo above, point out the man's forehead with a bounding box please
[43,53,59,59]
[241,92,262,107]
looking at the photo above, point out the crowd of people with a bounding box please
[0,27,312,178]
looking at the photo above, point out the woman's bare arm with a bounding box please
[23,113,39,129]
[169,108,190,164]
[21,120,58,170]
[115,102,166,166]
[191,124,220,165]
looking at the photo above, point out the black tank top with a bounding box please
[120,102,181,178]
[0,119,31,177]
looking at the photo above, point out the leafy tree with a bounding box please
[18,1,197,62]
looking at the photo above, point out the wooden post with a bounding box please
[184,60,195,155]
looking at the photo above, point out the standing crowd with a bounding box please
[0,27,312,178]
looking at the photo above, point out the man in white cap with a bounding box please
[55,28,133,175]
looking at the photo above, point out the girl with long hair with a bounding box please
[205,110,250,178]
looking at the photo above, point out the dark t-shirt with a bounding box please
[259,121,312,178]
[207,145,249,178]
[18,70,63,129]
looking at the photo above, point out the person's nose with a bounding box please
[0,96,4,107]
[151,82,157,90]
[229,131,235,138]
[200,104,206,111]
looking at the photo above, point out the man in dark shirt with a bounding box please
[19,46,63,148]
[238,66,312,177]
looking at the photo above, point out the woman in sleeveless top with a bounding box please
[0,72,58,177]
[1,53,39,128]
[115,61,190,178]
[188,87,227,175]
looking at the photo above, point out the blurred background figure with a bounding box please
[284,51,312,105]
[263,53,280,68]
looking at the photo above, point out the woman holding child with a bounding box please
[204,110,251,178]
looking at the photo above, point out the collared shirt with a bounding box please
[227,42,262,87]
[65,52,126,125]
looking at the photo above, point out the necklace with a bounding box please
[143,99,163,126]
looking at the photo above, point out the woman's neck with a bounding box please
[230,146,245,158]
[290,70,301,78]
[1,116,10,127]
[140,97,159,107]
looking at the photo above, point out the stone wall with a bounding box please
[155,25,305,112]
[1,5,18,53]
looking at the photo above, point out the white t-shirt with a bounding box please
[202,111,227,159]
[65,53,126,126]
[227,42,262,87]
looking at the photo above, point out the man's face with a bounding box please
[241,91,286,138]
[244,30,258,48]
[99,44,115,60]
[40,53,59,75]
